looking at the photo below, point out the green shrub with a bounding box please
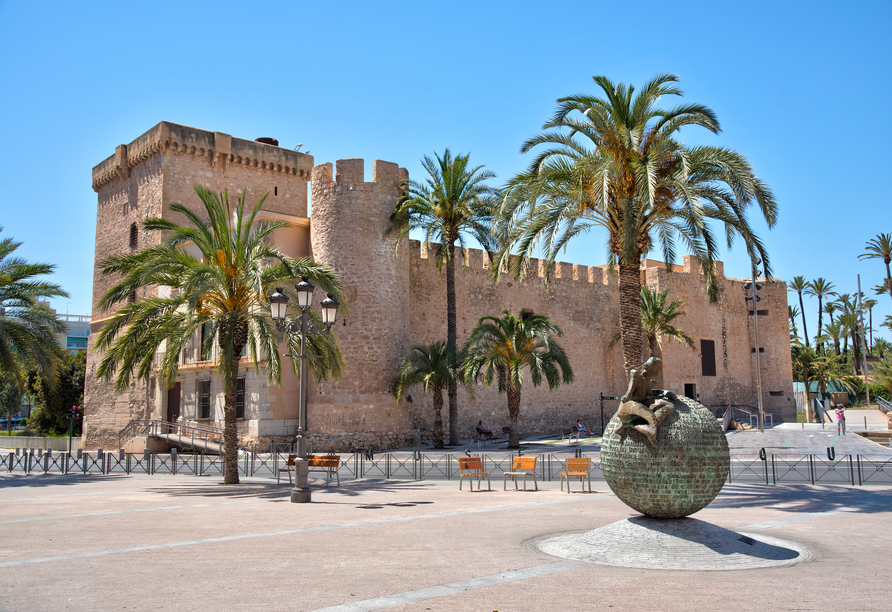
[846,376,865,401]
[869,383,891,402]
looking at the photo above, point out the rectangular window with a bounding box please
[200,323,212,361]
[197,379,211,419]
[700,340,717,377]
[236,377,245,419]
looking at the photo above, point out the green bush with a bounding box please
[846,376,865,401]
[869,384,891,402]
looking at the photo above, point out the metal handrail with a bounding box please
[877,397,892,415]
[118,419,241,450]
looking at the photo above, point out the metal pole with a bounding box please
[599,393,604,435]
[291,307,311,503]
[857,275,871,410]
[752,267,765,433]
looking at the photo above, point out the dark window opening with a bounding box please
[684,383,697,399]
[236,377,245,419]
[751,348,765,353]
[129,223,138,251]
[200,323,212,361]
[197,380,211,419]
[700,339,717,377]
[748,310,769,316]
[274,186,278,196]
[769,391,784,397]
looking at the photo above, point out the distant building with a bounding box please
[41,302,91,354]
[82,121,795,451]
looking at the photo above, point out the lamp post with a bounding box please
[744,259,765,433]
[268,278,338,503]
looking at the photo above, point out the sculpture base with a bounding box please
[290,487,311,503]
[530,518,819,571]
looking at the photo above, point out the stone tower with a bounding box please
[84,121,314,449]
[307,159,414,450]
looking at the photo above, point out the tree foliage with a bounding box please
[495,74,776,375]
[463,310,573,447]
[26,350,85,436]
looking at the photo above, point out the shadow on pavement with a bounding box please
[712,483,892,514]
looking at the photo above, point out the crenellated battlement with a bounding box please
[311,158,408,192]
[92,121,315,191]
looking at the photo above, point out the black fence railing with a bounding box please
[5,447,892,487]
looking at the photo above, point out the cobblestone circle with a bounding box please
[531,517,820,571]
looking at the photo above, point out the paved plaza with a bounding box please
[2,456,892,611]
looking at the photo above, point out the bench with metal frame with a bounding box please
[278,454,298,484]
[458,456,490,491]
[503,455,538,491]
[560,457,591,493]
[308,454,341,486]
[560,428,580,443]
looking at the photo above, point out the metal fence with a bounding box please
[5,447,892,487]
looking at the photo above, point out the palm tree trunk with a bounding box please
[619,260,644,376]
[817,297,823,355]
[851,330,861,375]
[507,379,521,448]
[223,351,241,484]
[799,292,808,348]
[885,261,892,305]
[446,238,459,446]
[432,388,444,449]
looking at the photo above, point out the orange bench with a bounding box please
[560,457,592,493]
[277,454,298,484]
[503,456,538,491]
[308,454,341,486]
[458,456,490,491]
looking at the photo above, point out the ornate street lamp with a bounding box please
[268,277,339,503]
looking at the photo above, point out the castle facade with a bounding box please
[83,122,795,451]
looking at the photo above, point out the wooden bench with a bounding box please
[560,428,580,443]
[503,456,538,491]
[307,454,341,486]
[458,456,491,491]
[277,454,298,484]
[560,457,592,493]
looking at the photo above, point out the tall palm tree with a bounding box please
[463,310,573,447]
[95,186,345,484]
[0,226,68,385]
[494,74,776,375]
[863,297,878,350]
[823,321,845,358]
[611,286,695,358]
[838,310,862,375]
[805,278,835,352]
[788,305,801,343]
[787,277,810,348]
[808,350,855,403]
[873,338,891,360]
[390,149,498,445]
[859,233,892,304]
[389,341,464,449]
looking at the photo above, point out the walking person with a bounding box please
[835,405,846,436]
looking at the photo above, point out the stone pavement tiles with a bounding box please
[1,473,891,611]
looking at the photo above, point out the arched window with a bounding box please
[129,223,138,251]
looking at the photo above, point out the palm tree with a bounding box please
[805,278,835,352]
[612,286,695,358]
[494,74,776,375]
[788,305,800,343]
[838,310,862,375]
[0,226,68,385]
[390,150,498,445]
[874,358,892,395]
[823,321,845,358]
[859,233,892,304]
[95,186,345,485]
[808,350,855,403]
[873,338,891,360]
[883,315,892,335]
[787,277,810,348]
[863,297,878,350]
[462,310,573,447]
[389,341,464,449]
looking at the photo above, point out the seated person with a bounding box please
[576,419,592,435]
[476,420,493,437]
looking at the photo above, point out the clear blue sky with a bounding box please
[1,0,889,343]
